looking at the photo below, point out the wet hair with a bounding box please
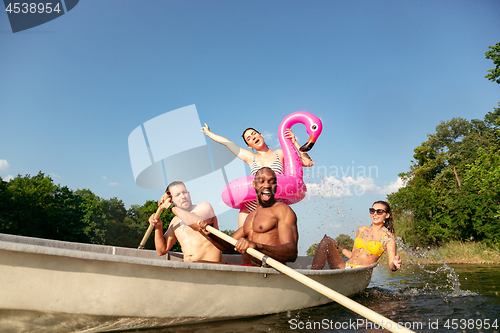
[255,166,276,179]
[242,127,260,145]
[373,200,394,234]
[166,181,185,194]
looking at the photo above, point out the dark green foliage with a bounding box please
[0,173,180,251]
[306,243,318,257]
[485,42,500,84]
[221,229,235,236]
[1,172,87,242]
[120,200,180,251]
[336,234,354,257]
[306,234,354,258]
[0,177,17,234]
[388,106,500,247]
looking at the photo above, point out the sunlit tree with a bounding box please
[485,42,500,84]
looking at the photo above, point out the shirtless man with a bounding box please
[148,181,222,263]
[202,167,298,266]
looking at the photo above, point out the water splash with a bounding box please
[395,237,473,297]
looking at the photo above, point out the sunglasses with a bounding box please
[369,208,386,215]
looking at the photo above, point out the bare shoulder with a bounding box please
[384,230,396,243]
[197,201,214,210]
[274,201,292,211]
[166,216,180,230]
[169,216,180,224]
[274,202,297,222]
[355,226,366,235]
[194,201,216,217]
[239,148,257,164]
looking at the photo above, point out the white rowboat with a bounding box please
[0,232,375,332]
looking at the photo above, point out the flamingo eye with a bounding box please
[310,123,318,131]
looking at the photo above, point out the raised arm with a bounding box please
[386,236,402,271]
[201,123,254,165]
[149,214,179,256]
[283,129,314,167]
[172,202,216,228]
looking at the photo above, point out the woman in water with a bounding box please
[202,124,314,227]
[311,201,402,271]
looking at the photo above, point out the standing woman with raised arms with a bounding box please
[202,124,314,227]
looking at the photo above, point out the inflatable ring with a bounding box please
[221,111,323,209]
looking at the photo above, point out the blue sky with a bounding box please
[1,0,499,254]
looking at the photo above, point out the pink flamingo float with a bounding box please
[221,111,323,209]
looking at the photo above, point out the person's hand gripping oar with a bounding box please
[138,192,175,249]
[201,224,414,333]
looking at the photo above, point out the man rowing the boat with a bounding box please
[200,167,299,266]
[148,181,222,263]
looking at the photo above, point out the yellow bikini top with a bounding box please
[354,226,388,257]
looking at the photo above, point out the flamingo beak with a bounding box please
[299,135,317,152]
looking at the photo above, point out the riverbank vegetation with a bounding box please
[387,104,500,248]
[0,173,179,251]
[432,241,500,264]
[382,241,500,265]
[388,43,500,251]
[0,173,235,251]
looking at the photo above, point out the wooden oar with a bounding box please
[206,225,414,333]
[137,206,163,249]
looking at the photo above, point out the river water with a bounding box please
[138,263,500,333]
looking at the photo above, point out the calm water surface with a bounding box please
[137,264,500,333]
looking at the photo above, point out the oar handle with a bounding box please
[205,225,414,333]
[138,206,163,249]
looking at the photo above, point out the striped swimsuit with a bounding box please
[244,151,284,212]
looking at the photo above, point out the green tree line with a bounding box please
[0,172,180,251]
[387,43,500,248]
[387,106,500,247]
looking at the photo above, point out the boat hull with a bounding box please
[0,233,374,332]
